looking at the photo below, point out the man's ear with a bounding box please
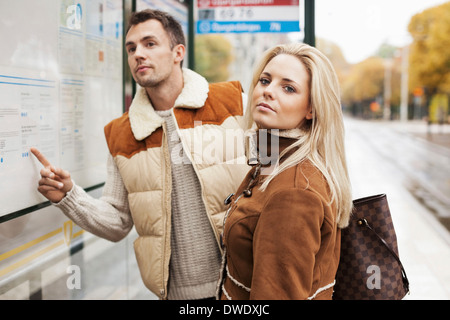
[174,44,186,65]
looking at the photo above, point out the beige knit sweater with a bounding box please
[54,110,222,300]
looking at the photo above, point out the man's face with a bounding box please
[125,19,182,88]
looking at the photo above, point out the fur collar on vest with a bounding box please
[129,68,209,141]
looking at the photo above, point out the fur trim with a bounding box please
[222,285,232,300]
[174,68,209,109]
[275,128,303,139]
[226,265,251,292]
[128,87,164,141]
[215,249,228,299]
[244,127,258,165]
[128,69,209,141]
[307,280,336,300]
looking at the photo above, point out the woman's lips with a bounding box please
[256,103,275,112]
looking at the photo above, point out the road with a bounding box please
[345,117,450,233]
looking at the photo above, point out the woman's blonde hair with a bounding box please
[246,43,352,228]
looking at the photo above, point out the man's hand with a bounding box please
[30,147,73,203]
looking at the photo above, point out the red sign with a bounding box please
[197,0,299,9]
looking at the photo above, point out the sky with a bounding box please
[314,0,449,64]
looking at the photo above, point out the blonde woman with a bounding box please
[217,43,353,300]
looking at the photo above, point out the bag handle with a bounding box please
[357,218,410,294]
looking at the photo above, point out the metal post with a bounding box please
[188,0,195,70]
[400,45,409,122]
[383,58,392,121]
[304,0,315,47]
[130,0,137,106]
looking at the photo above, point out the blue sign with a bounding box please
[197,20,300,34]
[196,2,300,34]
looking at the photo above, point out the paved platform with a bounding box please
[392,120,450,150]
[345,118,450,300]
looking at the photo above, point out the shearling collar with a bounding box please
[245,129,301,166]
[128,68,209,141]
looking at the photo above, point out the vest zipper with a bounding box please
[169,109,224,250]
[161,122,172,300]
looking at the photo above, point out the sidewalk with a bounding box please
[390,120,450,151]
[345,118,450,300]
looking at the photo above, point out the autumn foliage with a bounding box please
[323,2,450,121]
[408,2,450,96]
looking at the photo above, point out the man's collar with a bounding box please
[128,68,209,141]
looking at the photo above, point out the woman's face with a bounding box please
[251,54,312,130]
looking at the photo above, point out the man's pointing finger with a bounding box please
[30,147,51,167]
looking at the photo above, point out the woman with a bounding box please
[217,43,353,300]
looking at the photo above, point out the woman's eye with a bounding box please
[259,78,270,85]
[284,86,295,93]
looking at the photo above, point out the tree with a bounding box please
[408,2,450,96]
[194,35,233,83]
[340,57,385,118]
[342,57,385,103]
[316,38,351,85]
[318,38,404,119]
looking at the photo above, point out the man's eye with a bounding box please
[127,47,136,54]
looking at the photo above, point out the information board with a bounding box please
[196,0,300,34]
[0,0,124,217]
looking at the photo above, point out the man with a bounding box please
[31,9,249,300]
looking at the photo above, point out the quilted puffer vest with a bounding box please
[104,69,249,299]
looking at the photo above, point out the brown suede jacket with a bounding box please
[218,135,341,300]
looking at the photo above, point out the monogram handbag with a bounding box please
[333,194,410,300]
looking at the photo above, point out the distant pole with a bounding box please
[304,0,315,47]
[384,58,392,121]
[400,45,409,122]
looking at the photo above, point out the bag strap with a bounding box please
[357,218,410,294]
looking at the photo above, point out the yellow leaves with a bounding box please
[341,57,385,104]
[195,35,234,83]
[429,94,449,123]
[333,1,449,118]
[408,2,450,95]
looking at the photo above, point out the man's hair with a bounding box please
[127,9,186,49]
